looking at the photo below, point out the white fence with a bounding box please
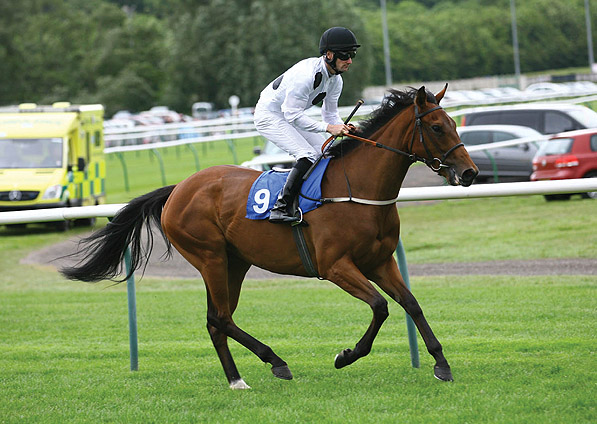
[1,178,596,226]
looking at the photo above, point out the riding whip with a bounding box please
[321,98,364,152]
[304,99,364,180]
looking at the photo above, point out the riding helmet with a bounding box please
[319,27,360,55]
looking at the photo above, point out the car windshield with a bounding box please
[536,138,573,156]
[0,138,63,169]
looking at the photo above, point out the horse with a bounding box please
[62,85,479,390]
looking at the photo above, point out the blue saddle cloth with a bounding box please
[246,158,330,220]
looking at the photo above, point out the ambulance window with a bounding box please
[94,130,101,147]
[86,132,91,163]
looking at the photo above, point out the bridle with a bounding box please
[298,101,467,209]
[340,103,465,173]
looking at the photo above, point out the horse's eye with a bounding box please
[431,124,442,133]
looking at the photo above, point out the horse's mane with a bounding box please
[328,87,438,157]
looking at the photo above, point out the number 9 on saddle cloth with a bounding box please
[245,158,330,220]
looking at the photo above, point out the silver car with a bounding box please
[241,141,294,171]
[457,125,545,182]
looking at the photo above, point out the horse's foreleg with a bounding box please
[370,258,453,381]
[325,258,389,369]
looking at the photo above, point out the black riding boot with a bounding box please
[269,157,313,223]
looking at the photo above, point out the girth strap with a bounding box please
[291,224,321,278]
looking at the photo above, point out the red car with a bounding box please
[531,128,597,200]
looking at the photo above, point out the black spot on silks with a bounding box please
[312,92,326,105]
[313,72,322,89]
[273,75,283,90]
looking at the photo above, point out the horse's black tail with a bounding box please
[60,185,177,283]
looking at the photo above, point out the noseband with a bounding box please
[343,103,464,173]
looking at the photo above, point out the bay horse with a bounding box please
[62,86,478,389]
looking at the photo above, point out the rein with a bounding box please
[299,103,465,207]
[343,105,463,173]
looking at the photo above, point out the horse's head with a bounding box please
[412,85,478,186]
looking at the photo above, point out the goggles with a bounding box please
[335,50,357,61]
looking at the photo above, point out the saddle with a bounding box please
[245,158,330,221]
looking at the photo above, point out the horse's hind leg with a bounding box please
[187,245,292,385]
[206,254,252,389]
[370,258,453,381]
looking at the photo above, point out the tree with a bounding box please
[95,68,156,115]
[517,0,587,72]
[162,0,371,112]
[2,0,596,113]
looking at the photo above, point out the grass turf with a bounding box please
[0,275,595,423]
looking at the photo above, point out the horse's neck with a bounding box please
[327,114,414,201]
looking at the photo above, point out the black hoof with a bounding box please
[334,348,353,369]
[434,365,454,382]
[271,364,293,380]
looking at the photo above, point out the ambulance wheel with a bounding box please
[74,217,96,227]
[544,194,570,201]
[53,220,72,232]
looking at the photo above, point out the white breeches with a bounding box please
[254,109,326,162]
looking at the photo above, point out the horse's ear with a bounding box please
[435,83,448,104]
[415,86,427,108]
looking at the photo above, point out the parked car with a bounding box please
[241,141,294,171]
[562,81,597,96]
[192,102,217,120]
[531,128,597,200]
[457,125,544,182]
[524,82,570,98]
[459,103,597,135]
[441,90,473,107]
[479,87,523,102]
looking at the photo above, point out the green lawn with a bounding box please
[105,136,262,203]
[398,194,597,263]
[1,190,596,423]
[0,274,594,423]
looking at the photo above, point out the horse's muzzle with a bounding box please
[459,168,478,187]
[448,167,478,187]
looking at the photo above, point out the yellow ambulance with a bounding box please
[0,103,106,229]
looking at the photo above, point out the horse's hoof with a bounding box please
[434,365,454,382]
[229,379,251,390]
[271,364,293,380]
[334,348,353,369]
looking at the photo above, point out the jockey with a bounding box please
[254,27,360,223]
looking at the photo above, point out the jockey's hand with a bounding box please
[326,123,352,137]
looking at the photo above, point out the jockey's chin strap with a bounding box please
[340,104,464,173]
